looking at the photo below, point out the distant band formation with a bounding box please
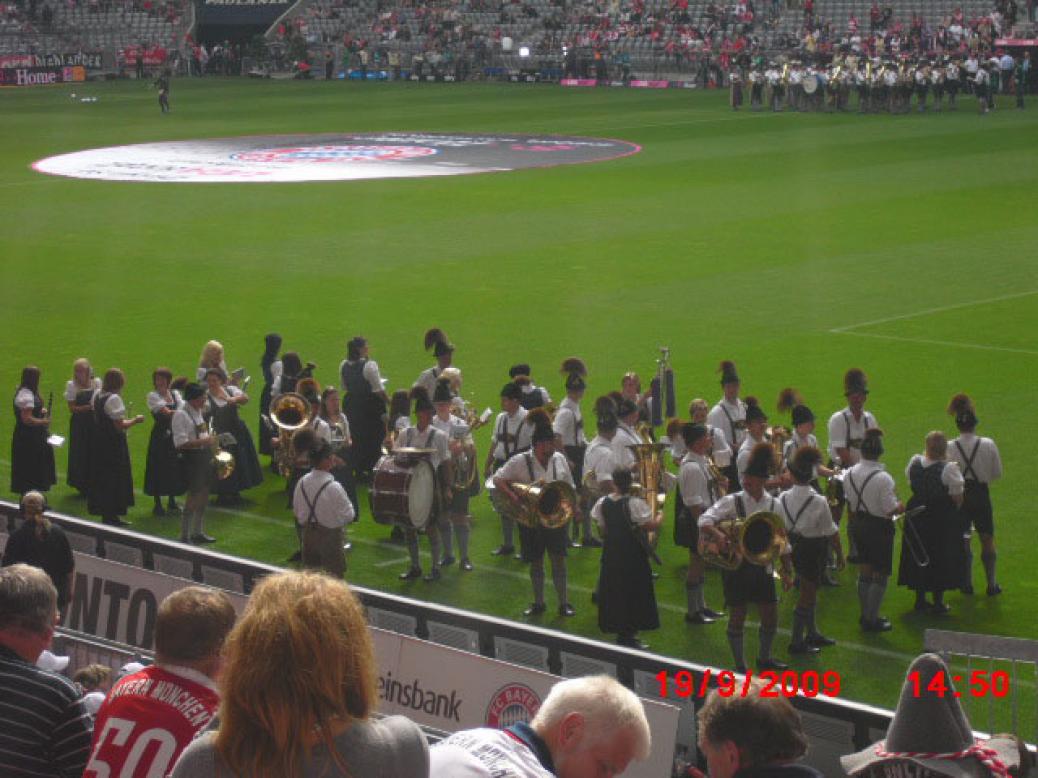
[9,331,1003,670]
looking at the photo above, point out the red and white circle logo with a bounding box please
[230,145,438,163]
[486,684,542,728]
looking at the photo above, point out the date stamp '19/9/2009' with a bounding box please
[654,669,1011,701]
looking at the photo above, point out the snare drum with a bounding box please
[370,454,436,530]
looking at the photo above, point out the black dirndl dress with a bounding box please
[898,460,964,592]
[67,385,95,492]
[597,496,660,635]
[209,393,264,494]
[11,392,56,494]
[87,393,134,518]
[144,395,184,497]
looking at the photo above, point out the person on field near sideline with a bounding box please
[155,68,171,113]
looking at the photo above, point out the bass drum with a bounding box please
[370,455,436,530]
[802,74,819,94]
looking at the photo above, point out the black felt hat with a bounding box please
[844,368,869,397]
[682,423,708,447]
[561,357,587,392]
[433,376,453,404]
[500,382,522,401]
[411,386,434,414]
[183,382,205,401]
[718,360,740,386]
[743,443,773,479]
[745,397,767,424]
[509,363,531,379]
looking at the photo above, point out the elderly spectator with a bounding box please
[84,586,236,777]
[0,564,92,777]
[431,674,651,776]
[2,491,75,611]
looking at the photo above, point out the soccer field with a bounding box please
[2,78,1036,722]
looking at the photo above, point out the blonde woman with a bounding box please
[197,340,230,383]
[65,358,99,493]
[170,571,428,778]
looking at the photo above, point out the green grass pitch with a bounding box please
[2,78,1037,725]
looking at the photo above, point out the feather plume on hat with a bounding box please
[777,387,802,413]
[744,442,774,478]
[947,393,974,417]
[424,328,447,351]
[560,357,587,377]
[844,368,869,396]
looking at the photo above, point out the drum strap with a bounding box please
[779,494,812,532]
[847,469,881,516]
[954,440,981,482]
[301,478,334,527]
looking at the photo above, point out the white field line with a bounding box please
[830,290,1038,333]
[833,330,1038,356]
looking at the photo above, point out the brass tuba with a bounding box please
[270,392,311,477]
[765,425,791,474]
[206,418,236,481]
[511,481,578,529]
[698,510,787,571]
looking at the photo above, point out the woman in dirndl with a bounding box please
[143,367,184,516]
[592,468,661,650]
[11,365,56,496]
[205,368,263,504]
[64,358,99,494]
[898,431,965,615]
[258,332,282,457]
[88,368,145,526]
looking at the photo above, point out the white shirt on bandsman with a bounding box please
[612,423,641,470]
[843,459,898,517]
[948,432,1002,484]
[826,408,877,466]
[172,404,206,449]
[679,451,716,509]
[777,484,836,538]
[395,423,450,469]
[293,469,355,530]
[494,450,574,487]
[699,489,778,528]
[583,436,619,487]
[490,408,531,462]
[552,397,586,447]
[707,398,747,455]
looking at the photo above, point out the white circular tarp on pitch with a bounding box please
[33,132,641,183]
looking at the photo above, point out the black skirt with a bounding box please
[66,390,94,492]
[88,430,134,518]
[598,498,659,634]
[11,402,56,495]
[897,502,964,591]
[144,414,184,496]
[210,401,264,495]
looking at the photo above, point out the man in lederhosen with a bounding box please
[699,443,794,673]
[553,358,596,547]
[676,423,725,626]
[509,364,551,410]
[172,383,215,544]
[485,382,532,557]
[826,368,877,567]
[947,394,1002,596]
[582,396,621,538]
[432,377,475,571]
[396,387,451,583]
[339,336,389,482]
[844,428,903,632]
[494,409,576,618]
[779,446,843,655]
[416,327,456,397]
[293,440,354,579]
[707,360,747,494]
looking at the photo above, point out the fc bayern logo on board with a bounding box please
[230,145,438,163]
[486,684,541,728]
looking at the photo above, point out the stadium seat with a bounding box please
[559,652,617,679]
[66,532,99,555]
[200,566,245,593]
[367,607,419,637]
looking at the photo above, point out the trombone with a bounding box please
[895,505,929,568]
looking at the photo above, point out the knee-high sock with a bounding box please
[857,575,870,620]
[758,625,777,662]
[697,583,709,612]
[981,551,997,587]
[180,510,192,542]
[439,521,454,558]
[192,508,205,538]
[806,605,821,638]
[686,583,702,616]
[456,523,471,560]
[727,627,745,668]
[867,576,888,623]
[963,546,974,588]
[530,560,546,605]
[428,529,442,569]
[407,533,421,569]
[501,515,514,547]
[792,606,809,645]
[550,556,568,606]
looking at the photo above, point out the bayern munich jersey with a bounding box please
[84,664,219,778]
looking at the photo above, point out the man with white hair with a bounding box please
[430,675,651,777]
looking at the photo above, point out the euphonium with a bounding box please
[511,481,578,529]
[206,418,236,481]
[270,392,310,478]
[698,510,787,571]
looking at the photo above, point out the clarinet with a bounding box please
[45,390,53,421]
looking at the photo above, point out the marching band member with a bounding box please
[592,467,661,649]
[205,368,264,504]
[11,365,56,496]
[676,423,725,625]
[493,409,576,618]
[765,62,783,111]
[827,368,878,551]
[88,368,145,528]
[691,398,731,475]
[883,63,898,113]
[612,398,642,472]
[620,372,651,424]
[699,443,794,673]
[749,66,764,110]
[899,431,964,615]
[779,447,843,655]
[666,417,687,467]
[270,352,307,399]
[975,63,991,114]
[844,429,903,632]
[931,61,946,111]
[143,368,184,516]
[947,393,1002,596]
[485,382,532,556]
[258,333,281,457]
[554,358,596,546]
[509,364,551,410]
[777,388,834,489]
[65,358,99,494]
[914,60,929,111]
[396,387,451,582]
[945,57,961,110]
[432,377,474,571]
[172,383,215,544]
[583,396,621,503]
[340,336,389,482]
[707,360,747,492]
[292,439,354,579]
[735,397,772,484]
[730,67,744,110]
[319,386,359,519]
[416,328,455,397]
[855,61,870,113]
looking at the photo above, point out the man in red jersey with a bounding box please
[84,587,236,778]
